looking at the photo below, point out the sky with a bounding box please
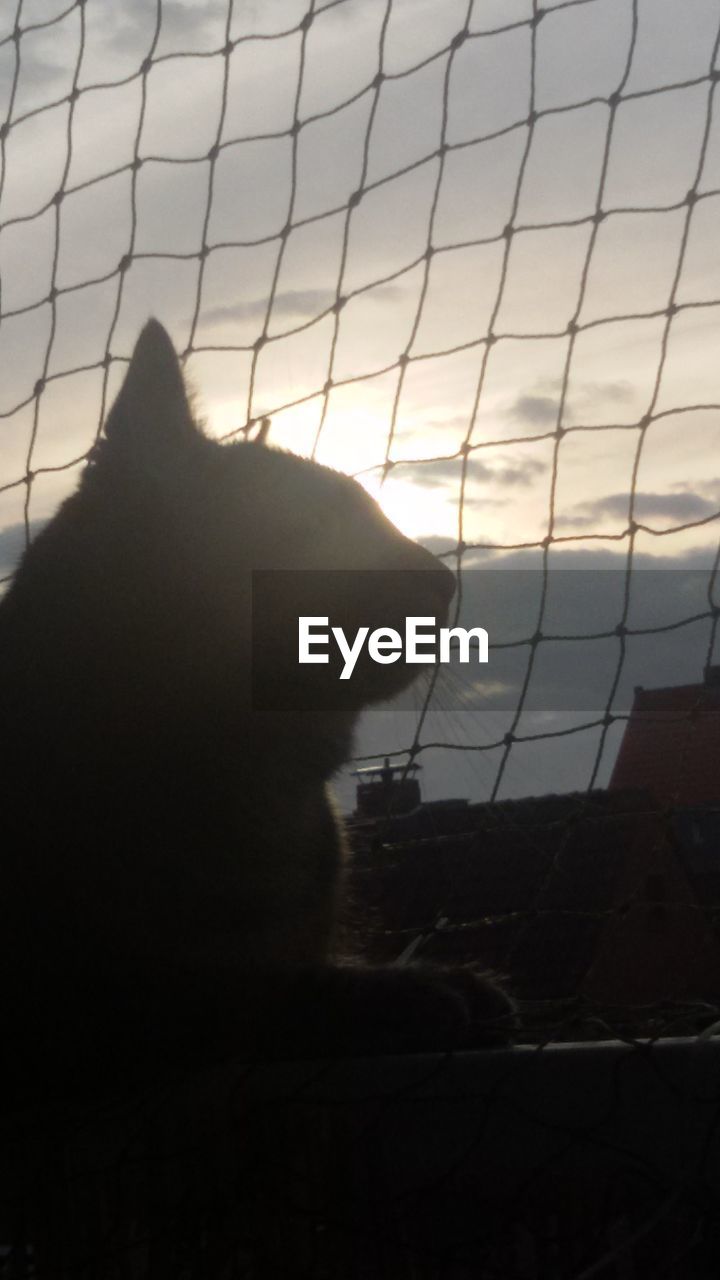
[1,0,719,805]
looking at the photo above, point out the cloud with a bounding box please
[200,284,404,328]
[570,380,634,407]
[410,551,720,715]
[396,454,547,491]
[392,457,463,489]
[687,478,720,499]
[508,381,635,428]
[0,520,45,580]
[486,457,547,488]
[416,533,460,558]
[565,490,720,528]
[99,0,226,49]
[509,395,560,426]
[461,545,719,571]
[593,381,635,404]
[202,290,334,326]
[66,0,229,88]
[156,0,229,37]
[14,51,66,93]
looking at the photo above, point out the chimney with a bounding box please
[352,759,422,820]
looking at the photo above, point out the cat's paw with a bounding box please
[419,965,517,1047]
[340,963,516,1055]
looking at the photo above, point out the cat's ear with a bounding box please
[103,320,197,461]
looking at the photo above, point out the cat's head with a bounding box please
[15,321,454,768]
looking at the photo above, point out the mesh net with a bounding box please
[1,0,720,801]
[2,0,720,1274]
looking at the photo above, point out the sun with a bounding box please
[359,472,458,544]
[206,397,461,545]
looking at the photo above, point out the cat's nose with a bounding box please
[409,562,455,625]
[386,541,456,618]
[425,563,456,610]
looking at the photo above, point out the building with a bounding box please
[610,664,720,805]
[347,671,720,1035]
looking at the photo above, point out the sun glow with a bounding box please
[207,394,460,545]
[359,472,458,544]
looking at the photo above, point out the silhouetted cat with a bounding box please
[0,321,512,1101]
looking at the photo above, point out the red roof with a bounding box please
[610,674,720,805]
